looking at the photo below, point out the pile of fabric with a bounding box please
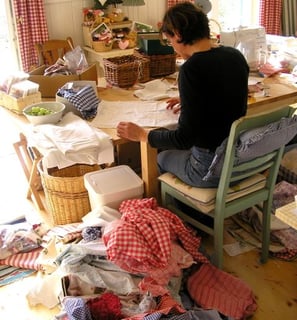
[26,112,114,170]
[1,198,258,320]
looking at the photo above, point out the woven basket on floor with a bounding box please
[38,161,100,225]
[103,54,150,87]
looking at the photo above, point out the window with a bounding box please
[0,1,20,72]
[210,0,260,30]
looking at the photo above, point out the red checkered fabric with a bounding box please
[123,294,186,320]
[259,0,282,35]
[103,198,209,276]
[13,0,49,72]
[167,0,193,9]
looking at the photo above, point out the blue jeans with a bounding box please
[157,147,219,188]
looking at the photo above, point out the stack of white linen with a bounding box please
[27,112,114,170]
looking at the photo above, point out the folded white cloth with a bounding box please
[27,112,114,169]
[134,79,179,101]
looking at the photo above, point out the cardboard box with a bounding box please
[0,91,42,114]
[28,64,98,98]
[84,165,144,210]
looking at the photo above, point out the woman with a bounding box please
[116,2,249,187]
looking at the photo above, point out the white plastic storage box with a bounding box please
[84,165,144,210]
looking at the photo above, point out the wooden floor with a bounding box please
[0,106,296,319]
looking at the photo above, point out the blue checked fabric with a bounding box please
[58,85,100,120]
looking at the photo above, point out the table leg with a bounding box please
[140,141,159,200]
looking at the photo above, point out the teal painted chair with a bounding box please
[159,106,297,269]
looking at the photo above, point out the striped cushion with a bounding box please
[204,115,297,181]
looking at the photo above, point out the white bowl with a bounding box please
[23,102,65,125]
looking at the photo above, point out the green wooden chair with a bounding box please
[159,106,297,269]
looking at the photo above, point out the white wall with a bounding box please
[44,0,167,47]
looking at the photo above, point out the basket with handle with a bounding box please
[38,161,100,225]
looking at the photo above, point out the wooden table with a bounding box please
[3,74,297,202]
[247,75,297,114]
[97,86,159,199]
[97,75,297,200]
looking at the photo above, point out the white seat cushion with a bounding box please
[158,173,267,213]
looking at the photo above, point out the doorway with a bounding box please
[0,0,20,73]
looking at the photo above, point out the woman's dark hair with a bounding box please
[160,2,210,45]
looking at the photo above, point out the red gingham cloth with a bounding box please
[259,0,282,35]
[103,198,208,272]
[123,294,186,320]
[103,198,209,295]
[187,263,257,320]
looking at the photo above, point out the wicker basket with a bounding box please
[139,52,177,77]
[38,161,100,225]
[92,40,113,52]
[103,54,150,88]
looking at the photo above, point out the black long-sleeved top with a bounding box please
[148,46,249,151]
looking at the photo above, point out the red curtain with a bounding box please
[259,0,282,35]
[13,0,49,72]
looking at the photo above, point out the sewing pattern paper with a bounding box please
[91,100,179,129]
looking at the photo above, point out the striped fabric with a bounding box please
[187,263,258,319]
[259,0,282,35]
[0,248,42,270]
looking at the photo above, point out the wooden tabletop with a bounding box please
[2,74,297,200]
[247,75,297,114]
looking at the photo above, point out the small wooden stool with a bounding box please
[13,133,44,210]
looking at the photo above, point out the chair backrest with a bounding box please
[217,106,296,210]
[35,37,74,66]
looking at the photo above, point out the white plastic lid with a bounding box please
[84,165,143,195]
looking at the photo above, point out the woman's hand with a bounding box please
[166,97,181,114]
[117,122,148,142]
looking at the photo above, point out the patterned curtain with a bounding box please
[282,0,297,36]
[167,0,194,9]
[259,0,282,35]
[13,0,49,72]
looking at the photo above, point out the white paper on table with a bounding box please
[90,100,179,129]
[134,78,179,101]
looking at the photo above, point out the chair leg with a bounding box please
[212,210,224,269]
[13,133,44,211]
[260,200,272,263]
[27,156,44,211]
